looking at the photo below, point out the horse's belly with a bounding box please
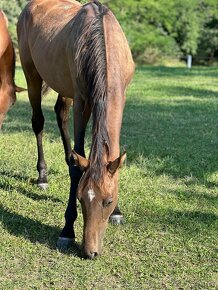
[32,49,75,98]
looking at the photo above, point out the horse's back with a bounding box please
[18,0,81,33]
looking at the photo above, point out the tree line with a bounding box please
[1,0,218,65]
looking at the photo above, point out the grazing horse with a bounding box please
[17,0,134,259]
[0,10,25,129]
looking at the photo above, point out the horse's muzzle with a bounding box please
[83,250,99,260]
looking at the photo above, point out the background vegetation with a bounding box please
[1,0,218,65]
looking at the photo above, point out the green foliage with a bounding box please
[105,0,218,64]
[195,1,218,64]
[0,0,26,22]
[172,0,200,55]
[0,0,27,46]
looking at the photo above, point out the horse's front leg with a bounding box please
[57,98,90,250]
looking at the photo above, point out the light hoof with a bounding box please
[109,214,124,225]
[37,183,48,190]
[57,237,75,251]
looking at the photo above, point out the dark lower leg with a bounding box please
[59,165,83,238]
[109,205,124,224]
[26,70,45,187]
[111,205,123,216]
[32,113,47,185]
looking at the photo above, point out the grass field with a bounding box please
[0,66,217,289]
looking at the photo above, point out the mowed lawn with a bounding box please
[0,66,217,289]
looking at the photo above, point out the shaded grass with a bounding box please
[0,66,217,289]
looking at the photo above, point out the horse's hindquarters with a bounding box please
[17,0,82,99]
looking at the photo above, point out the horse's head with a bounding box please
[0,10,27,129]
[71,150,126,259]
[0,85,26,129]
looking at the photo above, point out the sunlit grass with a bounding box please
[0,66,217,289]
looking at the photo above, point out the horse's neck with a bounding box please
[106,92,125,161]
[0,42,14,83]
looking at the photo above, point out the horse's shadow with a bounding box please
[121,77,218,186]
[137,66,218,79]
[0,203,81,257]
[0,170,81,257]
[0,170,62,203]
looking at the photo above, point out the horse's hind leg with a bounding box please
[54,94,73,165]
[30,80,48,189]
[110,206,124,224]
[23,66,47,189]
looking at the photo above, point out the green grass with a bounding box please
[0,66,217,289]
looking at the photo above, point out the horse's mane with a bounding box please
[74,1,110,182]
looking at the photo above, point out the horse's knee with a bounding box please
[32,114,44,135]
[69,163,83,180]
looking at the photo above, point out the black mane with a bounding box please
[74,1,110,182]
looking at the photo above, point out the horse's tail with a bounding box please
[74,1,110,181]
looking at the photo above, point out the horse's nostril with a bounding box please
[89,251,98,259]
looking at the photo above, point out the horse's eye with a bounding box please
[103,197,113,207]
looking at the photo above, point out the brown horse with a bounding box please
[0,10,25,129]
[17,0,134,259]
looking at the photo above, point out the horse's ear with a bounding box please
[71,150,89,171]
[107,151,126,175]
[15,85,27,93]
